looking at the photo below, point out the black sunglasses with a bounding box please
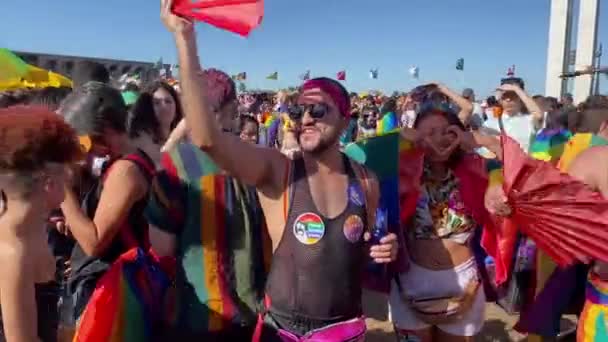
[288,103,330,121]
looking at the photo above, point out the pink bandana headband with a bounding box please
[301,79,350,118]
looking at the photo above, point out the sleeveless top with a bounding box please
[68,150,155,294]
[265,155,368,321]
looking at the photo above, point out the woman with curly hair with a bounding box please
[0,106,83,342]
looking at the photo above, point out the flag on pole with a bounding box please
[337,70,346,81]
[266,71,278,80]
[456,58,464,71]
[507,65,516,77]
[369,68,379,79]
[299,70,311,81]
[409,66,419,79]
[232,72,247,81]
[154,58,164,70]
[171,64,179,73]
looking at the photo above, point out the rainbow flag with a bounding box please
[376,112,398,136]
[345,131,407,231]
[145,143,270,333]
[529,128,572,164]
[74,248,170,342]
[263,113,277,128]
[344,132,416,290]
[578,273,608,342]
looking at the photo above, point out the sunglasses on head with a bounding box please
[288,103,330,121]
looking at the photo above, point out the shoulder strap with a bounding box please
[282,158,295,222]
[122,150,156,183]
[350,160,379,232]
[100,150,155,250]
[100,150,155,184]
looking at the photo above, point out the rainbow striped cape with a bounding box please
[74,248,170,342]
[145,143,270,333]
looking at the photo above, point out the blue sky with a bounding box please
[2,0,608,96]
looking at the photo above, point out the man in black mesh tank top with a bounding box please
[161,2,398,340]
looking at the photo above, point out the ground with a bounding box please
[362,290,577,342]
[59,290,575,341]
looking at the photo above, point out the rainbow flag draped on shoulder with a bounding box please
[144,143,270,334]
[73,248,171,342]
[344,130,420,288]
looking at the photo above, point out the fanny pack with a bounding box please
[395,276,480,325]
[276,317,366,342]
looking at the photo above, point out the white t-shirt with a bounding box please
[401,110,416,128]
[483,113,537,152]
[472,103,484,117]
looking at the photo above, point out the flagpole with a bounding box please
[459,70,465,89]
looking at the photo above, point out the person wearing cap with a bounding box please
[482,79,544,152]
[160,2,398,340]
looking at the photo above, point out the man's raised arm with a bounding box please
[161,0,286,192]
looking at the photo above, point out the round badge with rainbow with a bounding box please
[293,213,326,245]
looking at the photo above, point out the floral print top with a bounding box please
[410,166,476,244]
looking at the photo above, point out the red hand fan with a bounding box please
[172,0,264,37]
[498,134,608,267]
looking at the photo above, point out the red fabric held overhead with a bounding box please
[172,0,264,37]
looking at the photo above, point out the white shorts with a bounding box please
[389,258,485,337]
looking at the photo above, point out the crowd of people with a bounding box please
[2,2,608,342]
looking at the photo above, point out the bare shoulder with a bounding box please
[569,146,608,169]
[256,149,292,200]
[0,240,30,282]
[104,159,148,193]
[567,146,608,187]
[108,159,146,178]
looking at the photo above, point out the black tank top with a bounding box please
[68,150,154,293]
[266,154,368,321]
